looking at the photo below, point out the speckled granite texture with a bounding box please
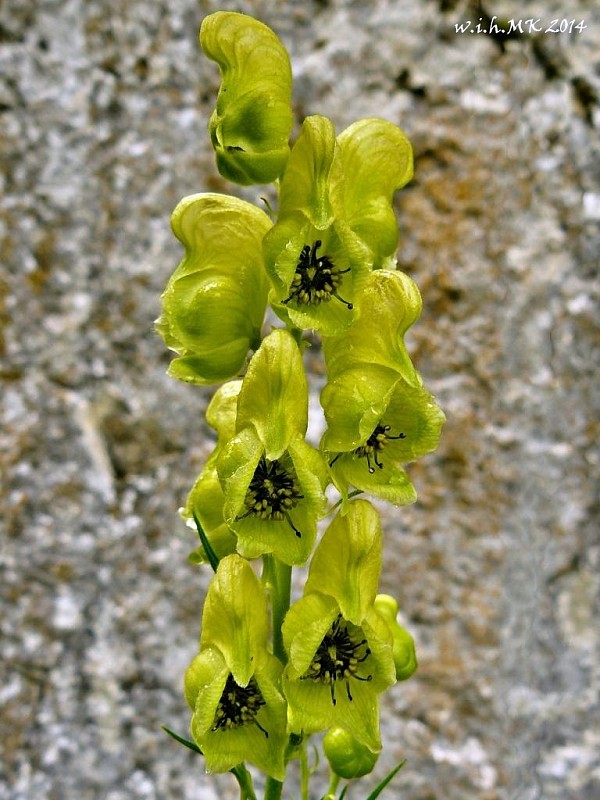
[1,1,599,798]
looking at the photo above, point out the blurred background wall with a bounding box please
[1,1,599,798]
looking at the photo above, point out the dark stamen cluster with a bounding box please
[354,424,406,473]
[301,614,372,705]
[212,674,268,738]
[282,240,353,309]
[238,456,304,537]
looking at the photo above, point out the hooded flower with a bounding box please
[320,270,445,505]
[200,11,293,185]
[216,329,328,565]
[281,501,396,752]
[263,115,413,335]
[184,555,287,778]
[156,193,271,385]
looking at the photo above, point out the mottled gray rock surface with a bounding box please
[1,0,599,798]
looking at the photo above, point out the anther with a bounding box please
[282,241,353,310]
[355,423,406,472]
[237,456,303,537]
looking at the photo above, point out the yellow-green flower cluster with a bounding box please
[157,10,444,792]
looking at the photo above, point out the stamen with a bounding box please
[212,675,268,738]
[237,456,303,537]
[282,240,353,310]
[354,423,406,472]
[300,614,371,705]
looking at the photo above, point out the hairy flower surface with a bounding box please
[282,502,396,751]
[185,556,287,778]
[217,330,328,564]
[200,11,293,185]
[156,194,271,385]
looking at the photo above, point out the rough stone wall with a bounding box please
[1,1,598,799]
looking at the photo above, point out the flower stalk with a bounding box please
[264,555,292,664]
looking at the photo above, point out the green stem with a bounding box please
[264,776,284,800]
[288,326,304,347]
[325,489,363,517]
[324,772,341,800]
[268,557,292,663]
[299,743,310,800]
[231,763,258,800]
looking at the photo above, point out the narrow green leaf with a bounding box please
[161,725,202,754]
[365,759,406,800]
[192,510,219,572]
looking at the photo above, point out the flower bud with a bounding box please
[323,727,379,779]
[374,595,418,681]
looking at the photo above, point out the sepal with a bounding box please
[323,379,444,507]
[157,194,271,385]
[282,592,395,752]
[181,380,243,564]
[322,269,423,385]
[185,647,287,779]
[184,464,236,564]
[263,116,372,335]
[236,328,308,460]
[200,11,293,185]
[217,428,327,566]
[336,119,413,267]
[304,500,382,624]
[200,555,270,685]
[276,115,339,228]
